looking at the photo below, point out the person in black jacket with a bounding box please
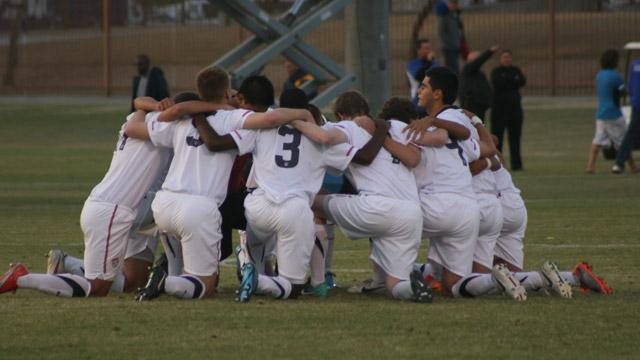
[459,46,497,121]
[490,50,526,170]
[131,54,170,113]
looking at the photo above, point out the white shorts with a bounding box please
[152,190,222,277]
[323,194,422,281]
[421,193,480,278]
[244,192,314,285]
[495,192,527,269]
[474,193,503,270]
[125,191,159,263]
[81,199,136,280]
[592,117,626,147]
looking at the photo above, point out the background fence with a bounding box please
[1,0,640,99]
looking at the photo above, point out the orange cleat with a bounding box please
[424,274,443,293]
[0,263,29,294]
[573,262,613,295]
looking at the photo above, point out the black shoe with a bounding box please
[136,263,167,302]
[410,270,433,303]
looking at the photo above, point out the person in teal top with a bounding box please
[586,49,631,173]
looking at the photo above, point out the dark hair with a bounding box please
[196,66,229,102]
[307,104,325,126]
[501,49,513,55]
[425,67,458,105]
[279,88,308,109]
[239,75,275,108]
[600,49,619,69]
[378,97,417,124]
[172,92,200,104]
[415,38,430,51]
[333,91,370,118]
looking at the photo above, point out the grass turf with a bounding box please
[0,101,639,359]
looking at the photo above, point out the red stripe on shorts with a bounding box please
[103,205,119,273]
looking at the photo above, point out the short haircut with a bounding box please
[425,67,458,105]
[416,38,430,49]
[378,97,417,124]
[239,75,275,108]
[279,88,308,109]
[600,49,619,69]
[172,92,200,104]
[501,49,513,55]
[333,91,370,118]
[196,66,229,102]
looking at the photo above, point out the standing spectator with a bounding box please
[283,59,318,99]
[131,54,169,113]
[612,56,640,174]
[459,46,497,121]
[436,0,462,75]
[407,39,439,116]
[585,50,629,174]
[491,49,527,171]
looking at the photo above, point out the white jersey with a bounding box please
[468,125,498,195]
[148,109,254,206]
[231,124,355,206]
[414,107,479,197]
[332,120,419,201]
[494,167,521,195]
[89,113,172,209]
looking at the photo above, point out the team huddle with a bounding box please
[0,66,612,303]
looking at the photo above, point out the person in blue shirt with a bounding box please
[612,56,640,174]
[586,50,631,173]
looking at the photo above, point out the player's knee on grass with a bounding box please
[89,278,113,297]
[493,256,522,272]
[198,274,219,298]
[122,258,152,292]
[441,270,462,298]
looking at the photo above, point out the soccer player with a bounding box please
[0,94,188,298]
[132,67,317,301]
[404,67,526,301]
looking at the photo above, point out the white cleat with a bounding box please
[347,278,386,294]
[540,261,573,299]
[492,264,527,301]
[46,249,66,275]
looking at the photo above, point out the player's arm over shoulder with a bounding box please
[193,114,238,152]
[243,108,314,129]
[291,120,348,145]
[124,110,151,140]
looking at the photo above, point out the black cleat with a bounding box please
[410,270,433,303]
[136,263,167,302]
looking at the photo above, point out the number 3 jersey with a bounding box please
[148,109,254,207]
[230,124,356,206]
[331,120,419,202]
[413,107,479,198]
[88,112,172,209]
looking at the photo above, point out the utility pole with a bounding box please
[346,0,389,115]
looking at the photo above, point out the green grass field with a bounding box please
[0,100,639,359]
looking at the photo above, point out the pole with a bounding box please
[549,0,556,96]
[103,0,111,96]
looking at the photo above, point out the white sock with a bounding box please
[63,254,85,276]
[257,275,292,299]
[324,223,335,272]
[452,273,496,298]
[160,233,183,276]
[17,274,90,297]
[310,224,328,287]
[109,271,126,293]
[391,280,412,300]
[413,262,432,278]
[514,271,546,291]
[165,275,205,299]
[560,271,579,287]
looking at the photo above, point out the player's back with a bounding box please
[90,113,172,209]
[468,124,497,195]
[332,120,419,202]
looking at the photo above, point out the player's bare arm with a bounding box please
[403,116,471,141]
[469,156,501,176]
[124,110,151,140]
[193,114,238,152]
[134,96,174,112]
[157,101,232,122]
[383,137,422,168]
[352,118,389,165]
[290,120,348,145]
[411,128,449,147]
[243,108,314,129]
[473,122,498,158]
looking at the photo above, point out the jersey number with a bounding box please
[118,134,128,151]
[275,126,302,168]
[445,141,467,166]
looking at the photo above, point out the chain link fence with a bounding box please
[1,0,639,98]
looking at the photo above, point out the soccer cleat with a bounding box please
[136,263,167,302]
[347,278,386,294]
[46,249,66,274]
[237,263,258,303]
[492,263,527,301]
[424,274,443,293]
[410,270,433,303]
[324,271,339,289]
[573,262,613,295]
[302,281,329,298]
[540,261,572,299]
[0,263,29,294]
